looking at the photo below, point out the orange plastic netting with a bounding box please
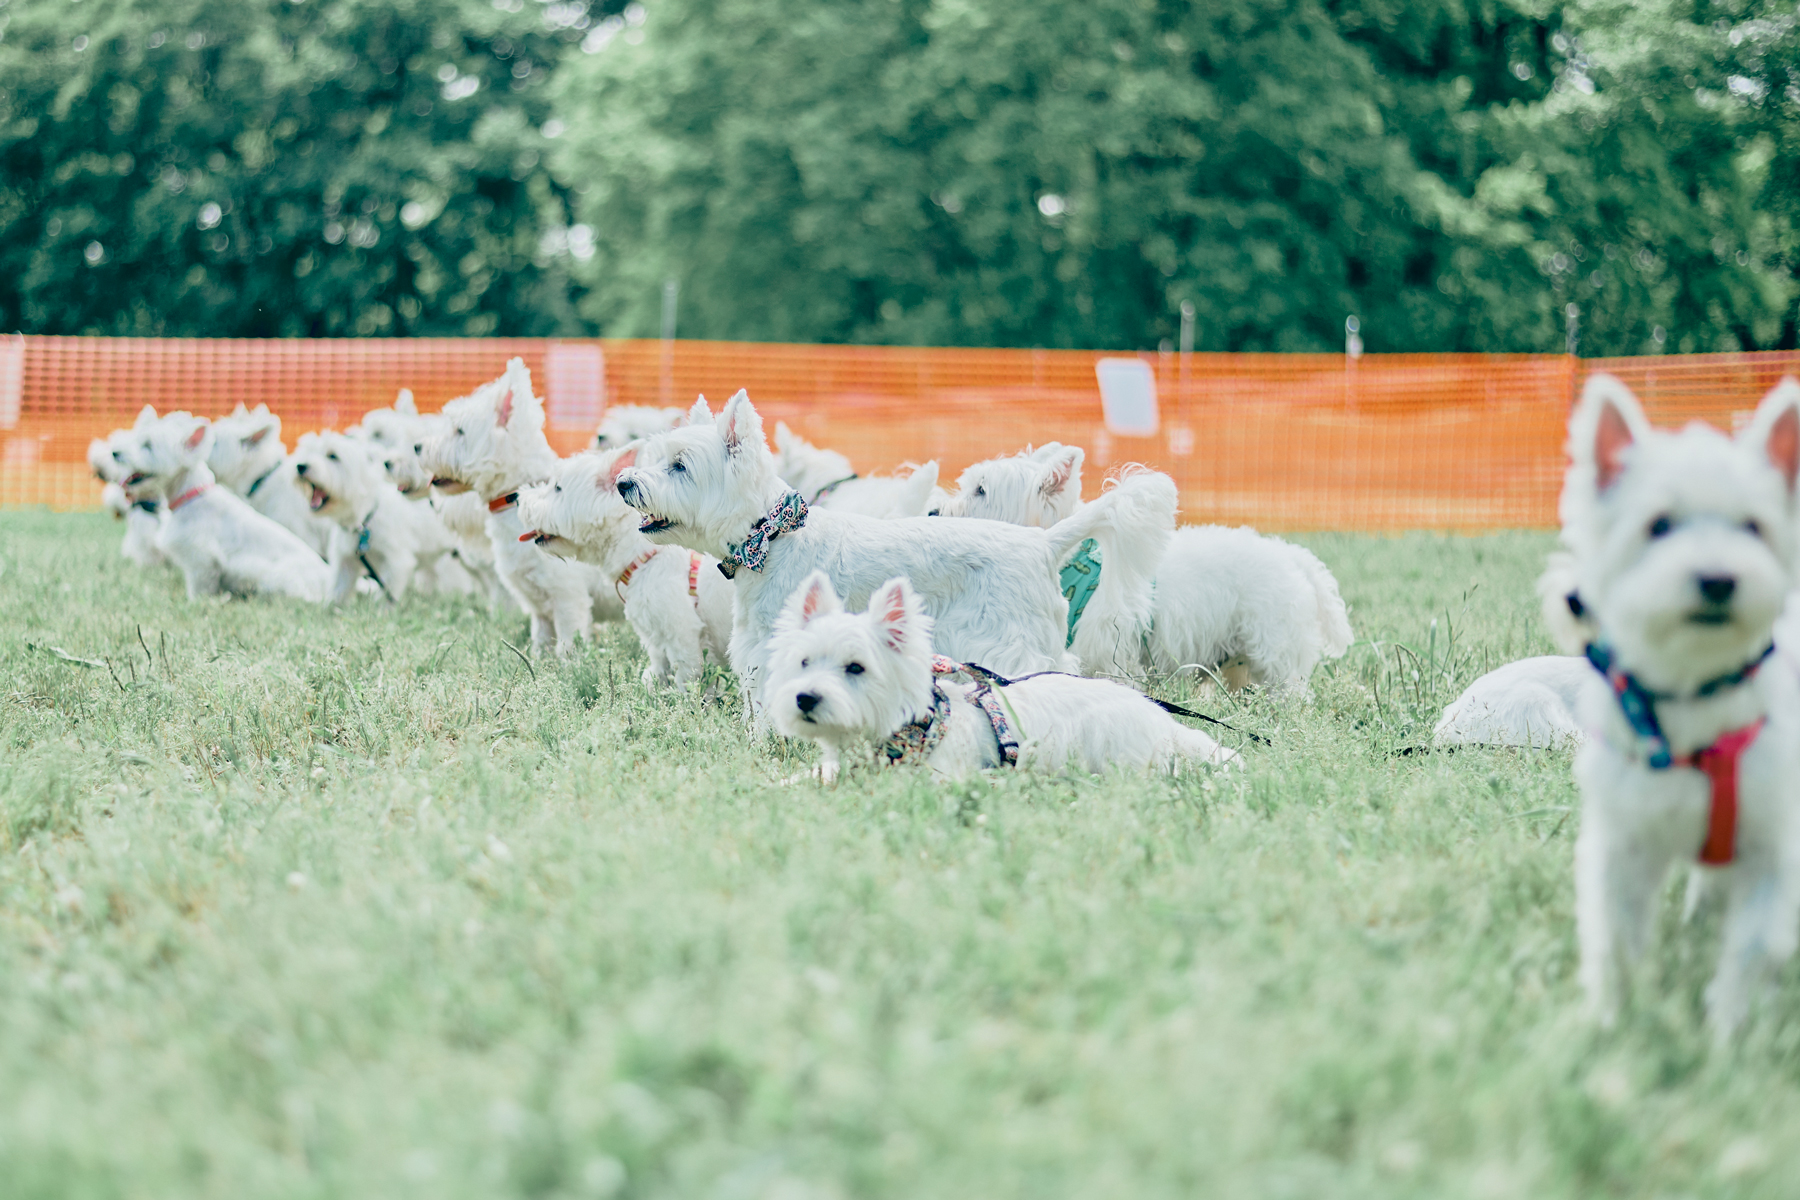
[3,334,1796,529]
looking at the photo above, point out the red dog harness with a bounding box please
[1676,717,1765,865]
[614,549,702,605]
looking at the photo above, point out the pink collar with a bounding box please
[1677,718,1766,865]
[169,483,212,511]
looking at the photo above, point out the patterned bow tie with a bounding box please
[719,491,809,579]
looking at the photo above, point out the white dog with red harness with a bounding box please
[1550,372,1800,1040]
[515,445,734,687]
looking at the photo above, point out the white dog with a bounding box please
[594,404,688,450]
[118,412,333,603]
[1432,656,1589,749]
[764,571,1237,782]
[772,422,940,518]
[614,391,1173,712]
[290,430,461,602]
[1551,373,1800,1040]
[207,403,337,559]
[516,447,734,686]
[420,359,621,655]
[90,412,167,568]
[940,441,1352,690]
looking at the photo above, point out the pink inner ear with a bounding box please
[184,425,207,450]
[246,427,270,446]
[496,388,515,428]
[1042,454,1075,496]
[1769,407,1800,490]
[1594,402,1634,491]
[879,588,908,650]
[606,447,638,488]
[800,581,828,624]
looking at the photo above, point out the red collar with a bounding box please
[169,483,212,511]
[615,549,658,589]
[1677,717,1766,865]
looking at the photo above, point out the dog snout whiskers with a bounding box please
[1697,576,1737,605]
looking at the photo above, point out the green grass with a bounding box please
[3,513,1798,1199]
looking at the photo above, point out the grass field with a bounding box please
[4,512,1799,1199]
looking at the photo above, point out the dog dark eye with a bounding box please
[327,452,338,461]
[800,657,810,668]
[974,485,985,497]
[413,443,422,453]
[1745,519,1763,538]
[671,459,686,473]
[1648,515,1673,538]
[845,662,864,675]
[554,484,561,493]
[454,427,464,437]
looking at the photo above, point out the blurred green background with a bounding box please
[4,0,1799,354]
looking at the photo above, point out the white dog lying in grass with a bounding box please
[207,403,337,559]
[1550,373,1800,1041]
[614,391,1173,712]
[89,412,167,569]
[765,571,1238,782]
[120,412,332,603]
[1432,656,1589,749]
[940,442,1352,690]
[420,358,621,655]
[516,446,734,687]
[290,430,461,602]
[772,421,940,517]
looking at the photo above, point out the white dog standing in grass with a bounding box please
[940,442,1352,690]
[1550,373,1800,1040]
[772,421,940,518]
[764,571,1237,782]
[289,430,461,602]
[516,446,734,687]
[119,411,333,603]
[207,403,337,559]
[420,358,621,655]
[614,391,1174,713]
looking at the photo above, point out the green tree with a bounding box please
[0,0,599,337]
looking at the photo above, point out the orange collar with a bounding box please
[615,549,658,593]
[615,550,705,603]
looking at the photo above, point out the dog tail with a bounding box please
[1044,467,1176,678]
[1284,541,1353,659]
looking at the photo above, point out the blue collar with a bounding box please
[1584,640,1775,769]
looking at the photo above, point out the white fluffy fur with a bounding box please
[419,358,621,655]
[119,412,333,603]
[516,447,734,686]
[290,430,461,602]
[90,412,168,568]
[765,572,1237,782]
[614,391,1173,713]
[1552,373,1800,1040]
[937,443,1350,689]
[594,405,688,450]
[208,403,337,559]
[1432,656,1589,749]
[771,422,940,518]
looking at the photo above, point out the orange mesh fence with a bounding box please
[4,334,1797,529]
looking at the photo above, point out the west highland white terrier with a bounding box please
[119,412,333,603]
[90,412,167,568]
[594,404,688,450]
[939,441,1352,690]
[419,358,621,654]
[764,572,1238,782]
[1550,373,1800,1039]
[771,421,940,518]
[207,403,337,559]
[614,391,1174,712]
[290,430,462,602]
[1432,656,1589,749]
[515,446,735,687]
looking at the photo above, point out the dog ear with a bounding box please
[606,446,637,489]
[1040,446,1084,499]
[496,387,515,428]
[1743,377,1800,493]
[395,388,417,416]
[183,418,211,453]
[895,461,939,515]
[244,426,271,447]
[872,576,919,653]
[134,405,159,429]
[780,570,842,632]
[1571,374,1648,492]
[719,390,763,458]
[688,396,712,426]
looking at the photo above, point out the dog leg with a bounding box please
[529,612,554,656]
[1706,870,1797,1043]
[1576,817,1667,1026]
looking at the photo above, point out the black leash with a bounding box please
[956,661,1269,746]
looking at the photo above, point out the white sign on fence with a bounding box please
[1095,356,1159,436]
[0,334,22,430]
[544,342,606,432]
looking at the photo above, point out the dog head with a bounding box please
[88,427,137,485]
[1553,373,1800,692]
[515,445,644,563]
[764,572,936,751]
[937,443,1083,526]
[353,401,437,498]
[419,358,547,498]
[207,403,285,492]
[119,412,212,502]
[291,430,383,526]
[614,390,783,556]
[593,405,686,450]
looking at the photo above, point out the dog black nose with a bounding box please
[795,692,820,714]
[1698,576,1736,604]
[617,477,638,502]
[295,462,309,476]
